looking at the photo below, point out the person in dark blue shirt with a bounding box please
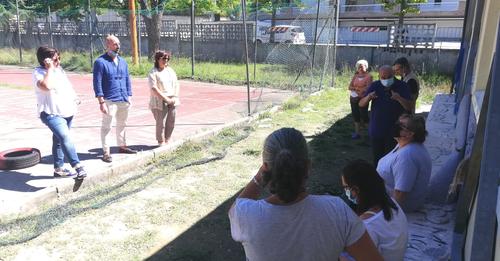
[359,65,412,165]
[93,35,136,163]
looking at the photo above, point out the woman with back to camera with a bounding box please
[341,159,408,261]
[33,46,87,179]
[148,50,180,146]
[377,114,432,212]
[228,127,382,261]
[348,59,372,140]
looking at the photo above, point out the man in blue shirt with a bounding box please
[359,65,412,165]
[93,35,136,163]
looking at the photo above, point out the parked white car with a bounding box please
[255,25,306,44]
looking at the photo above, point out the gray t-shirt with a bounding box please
[229,195,366,261]
[377,143,432,212]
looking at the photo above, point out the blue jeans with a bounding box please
[40,112,80,169]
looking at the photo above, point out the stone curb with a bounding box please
[1,103,285,220]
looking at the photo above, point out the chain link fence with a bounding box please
[0,1,462,92]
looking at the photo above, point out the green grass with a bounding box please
[0,79,448,259]
[0,48,452,94]
[0,89,346,260]
[419,72,452,104]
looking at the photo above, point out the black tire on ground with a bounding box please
[0,148,41,170]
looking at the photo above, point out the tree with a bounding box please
[164,0,240,17]
[378,0,427,47]
[140,0,241,58]
[3,0,243,58]
[0,2,13,28]
[136,0,167,59]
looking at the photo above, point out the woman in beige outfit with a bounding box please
[148,51,180,146]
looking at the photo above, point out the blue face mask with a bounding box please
[345,188,358,204]
[108,48,120,58]
[380,77,394,87]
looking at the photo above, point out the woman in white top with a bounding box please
[228,128,383,261]
[148,50,180,146]
[341,159,408,261]
[33,46,87,179]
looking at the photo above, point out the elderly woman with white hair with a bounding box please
[348,59,372,139]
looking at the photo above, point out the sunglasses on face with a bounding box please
[161,56,170,61]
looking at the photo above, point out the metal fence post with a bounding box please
[331,0,340,88]
[191,0,195,79]
[47,0,53,47]
[15,0,22,63]
[253,2,258,83]
[87,0,94,68]
[311,0,321,77]
[241,0,251,116]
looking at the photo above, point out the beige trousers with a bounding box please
[101,101,130,154]
[151,103,176,143]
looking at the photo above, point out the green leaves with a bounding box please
[377,0,428,16]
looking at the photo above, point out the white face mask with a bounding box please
[108,49,119,58]
[381,77,394,87]
[344,188,357,204]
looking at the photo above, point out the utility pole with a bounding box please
[129,0,139,65]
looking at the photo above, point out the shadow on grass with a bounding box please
[146,192,245,261]
[307,114,372,196]
[146,113,373,260]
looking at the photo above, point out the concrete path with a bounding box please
[0,65,293,217]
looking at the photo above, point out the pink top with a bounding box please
[349,72,373,97]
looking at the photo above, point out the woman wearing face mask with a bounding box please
[348,60,372,140]
[376,114,432,212]
[229,128,383,261]
[148,50,180,146]
[33,46,87,179]
[341,159,408,261]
